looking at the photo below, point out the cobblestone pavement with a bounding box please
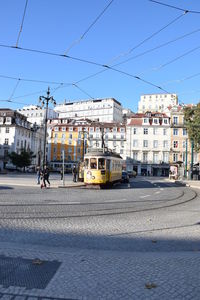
[0,176,199,299]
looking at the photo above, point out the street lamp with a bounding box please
[39,87,56,168]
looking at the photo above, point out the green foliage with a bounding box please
[184,103,200,151]
[8,149,36,171]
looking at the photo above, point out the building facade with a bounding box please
[18,105,58,126]
[47,118,126,169]
[126,112,171,176]
[54,98,123,122]
[138,93,178,113]
[169,105,200,177]
[0,109,44,170]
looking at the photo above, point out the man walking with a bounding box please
[72,165,77,182]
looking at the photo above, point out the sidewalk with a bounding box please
[0,173,85,189]
[0,242,200,300]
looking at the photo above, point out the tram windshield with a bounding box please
[98,158,105,169]
[90,158,97,169]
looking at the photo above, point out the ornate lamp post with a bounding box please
[39,87,56,168]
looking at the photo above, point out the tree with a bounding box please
[8,149,35,172]
[184,103,200,151]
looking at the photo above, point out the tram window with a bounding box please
[85,159,89,169]
[90,158,97,169]
[98,158,105,169]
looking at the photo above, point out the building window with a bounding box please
[183,141,186,148]
[62,133,66,139]
[5,127,10,133]
[120,128,125,132]
[163,128,167,135]
[89,127,94,132]
[163,152,169,163]
[173,116,178,125]
[153,152,159,163]
[143,118,148,123]
[173,128,178,136]
[69,134,72,139]
[163,119,168,124]
[62,127,66,132]
[133,128,137,134]
[133,140,138,147]
[69,127,73,132]
[143,152,148,162]
[153,128,158,135]
[120,149,123,154]
[4,138,9,145]
[121,141,124,148]
[143,140,148,147]
[163,140,168,148]
[173,153,178,162]
[133,152,138,160]
[183,128,187,136]
[173,141,178,148]
[143,128,148,135]
[113,127,117,132]
[153,140,158,148]
[54,127,59,131]
[153,118,158,124]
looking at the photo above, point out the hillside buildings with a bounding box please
[54,98,123,122]
[138,93,178,113]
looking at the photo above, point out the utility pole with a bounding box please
[190,140,194,180]
[39,87,56,168]
[185,139,188,178]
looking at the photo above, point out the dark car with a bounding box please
[121,171,129,183]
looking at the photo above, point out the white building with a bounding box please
[0,109,44,170]
[54,98,123,122]
[126,112,171,176]
[138,93,178,113]
[18,105,58,126]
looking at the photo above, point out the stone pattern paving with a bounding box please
[0,244,200,300]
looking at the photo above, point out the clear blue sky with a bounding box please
[0,0,200,112]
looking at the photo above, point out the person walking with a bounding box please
[60,168,63,180]
[36,166,41,185]
[72,165,77,182]
[41,166,50,189]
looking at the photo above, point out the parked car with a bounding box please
[127,170,137,178]
[121,171,129,183]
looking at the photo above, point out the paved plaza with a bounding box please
[0,174,199,299]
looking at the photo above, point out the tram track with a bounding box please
[0,188,198,220]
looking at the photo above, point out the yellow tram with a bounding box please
[84,149,122,186]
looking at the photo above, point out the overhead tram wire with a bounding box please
[72,83,94,99]
[107,11,187,64]
[103,65,170,93]
[0,74,72,85]
[16,0,29,47]
[8,79,21,102]
[64,0,114,55]
[149,0,200,14]
[75,27,200,85]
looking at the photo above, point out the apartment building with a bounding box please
[0,109,44,170]
[126,112,171,176]
[48,118,126,167]
[54,98,123,122]
[169,105,200,177]
[138,93,178,113]
[18,105,58,126]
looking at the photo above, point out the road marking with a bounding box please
[155,191,160,194]
[160,188,164,191]
[109,199,127,202]
[140,195,150,198]
[67,201,81,204]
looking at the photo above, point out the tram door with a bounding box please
[106,159,111,182]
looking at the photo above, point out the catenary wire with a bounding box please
[65,0,114,55]
[72,83,94,99]
[0,74,71,85]
[8,79,21,101]
[107,12,186,64]
[16,0,29,47]
[149,0,200,14]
